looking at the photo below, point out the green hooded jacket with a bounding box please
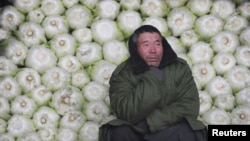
[99,25,206,141]
[99,57,206,141]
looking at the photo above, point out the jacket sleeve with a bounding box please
[109,63,165,124]
[146,62,200,133]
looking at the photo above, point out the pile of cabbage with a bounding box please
[0,0,250,140]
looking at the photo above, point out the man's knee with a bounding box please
[110,125,142,141]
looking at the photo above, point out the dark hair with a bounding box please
[130,25,162,46]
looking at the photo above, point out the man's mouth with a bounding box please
[147,55,158,60]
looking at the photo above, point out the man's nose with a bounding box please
[149,45,156,53]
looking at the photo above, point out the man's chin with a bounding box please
[147,62,160,67]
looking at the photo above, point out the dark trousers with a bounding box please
[109,120,207,141]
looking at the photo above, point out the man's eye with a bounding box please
[155,42,161,46]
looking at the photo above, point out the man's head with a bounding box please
[128,25,177,74]
[137,30,163,67]
[129,25,163,67]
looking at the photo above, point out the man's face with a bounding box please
[137,32,163,67]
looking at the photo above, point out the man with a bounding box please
[99,25,207,141]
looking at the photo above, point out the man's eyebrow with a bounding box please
[141,39,161,44]
[141,40,149,44]
[154,40,162,44]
